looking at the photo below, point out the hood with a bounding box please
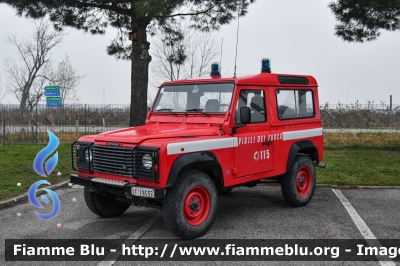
[94,124,219,144]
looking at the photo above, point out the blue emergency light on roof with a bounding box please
[261,58,271,73]
[210,62,220,76]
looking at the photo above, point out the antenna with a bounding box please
[233,9,241,77]
[220,38,223,74]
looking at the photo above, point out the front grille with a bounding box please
[92,145,159,180]
[93,145,133,177]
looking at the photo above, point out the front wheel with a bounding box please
[163,170,217,239]
[281,156,316,207]
[84,187,130,218]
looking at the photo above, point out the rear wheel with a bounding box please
[163,170,217,239]
[281,156,316,207]
[84,187,130,217]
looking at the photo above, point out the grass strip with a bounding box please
[317,148,400,186]
[0,143,71,201]
[0,141,400,201]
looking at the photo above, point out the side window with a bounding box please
[235,90,266,124]
[276,89,314,119]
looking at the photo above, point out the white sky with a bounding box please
[0,0,399,105]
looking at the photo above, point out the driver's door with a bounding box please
[233,88,274,178]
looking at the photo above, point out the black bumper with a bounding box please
[70,174,165,199]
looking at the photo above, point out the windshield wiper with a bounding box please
[155,108,173,112]
[185,108,204,112]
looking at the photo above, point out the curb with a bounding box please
[0,180,70,211]
[315,184,400,190]
[259,180,400,190]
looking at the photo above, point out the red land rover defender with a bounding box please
[70,59,325,239]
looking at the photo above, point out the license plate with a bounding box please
[131,187,155,198]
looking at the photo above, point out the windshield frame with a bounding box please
[151,82,235,114]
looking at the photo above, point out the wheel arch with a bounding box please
[286,140,318,172]
[166,152,223,189]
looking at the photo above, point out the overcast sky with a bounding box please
[1,0,399,106]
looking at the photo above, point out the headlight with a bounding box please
[85,149,92,162]
[142,154,152,169]
[73,142,94,173]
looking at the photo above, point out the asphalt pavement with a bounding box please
[1,184,399,266]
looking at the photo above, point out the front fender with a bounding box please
[166,152,221,187]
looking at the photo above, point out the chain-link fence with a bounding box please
[1,103,400,143]
[321,103,400,129]
[0,103,130,143]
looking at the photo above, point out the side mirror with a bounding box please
[240,107,251,124]
[232,107,251,134]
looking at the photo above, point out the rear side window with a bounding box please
[276,89,314,119]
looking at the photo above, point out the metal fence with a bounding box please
[1,103,400,143]
[0,104,130,143]
[321,103,400,129]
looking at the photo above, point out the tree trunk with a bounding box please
[20,90,28,111]
[129,19,151,127]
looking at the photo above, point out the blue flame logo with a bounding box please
[28,180,60,220]
[33,130,59,177]
[29,130,61,220]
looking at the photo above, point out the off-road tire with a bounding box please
[163,170,218,239]
[84,187,130,218]
[281,156,316,207]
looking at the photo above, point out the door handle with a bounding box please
[262,141,272,146]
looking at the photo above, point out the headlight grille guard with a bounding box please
[71,141,94,173]
[132,146,160,181]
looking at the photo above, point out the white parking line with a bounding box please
[97,211,162,266]
[332,189,395,266]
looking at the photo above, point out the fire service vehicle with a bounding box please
[70,59,325,239]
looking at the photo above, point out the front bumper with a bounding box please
[70,174,165,199]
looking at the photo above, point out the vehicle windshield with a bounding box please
[152,83,234,113]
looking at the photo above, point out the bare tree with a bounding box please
[150,25,219,109]
[49,54,83,104]
[151,29,186,83]
[0,76,6,102]
[3,19,63,111]
[150,26,219,84]
[186,31,219,79]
